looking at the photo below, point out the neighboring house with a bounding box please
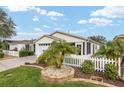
[3,40,35,57]
[35,31,100,57]
[113,34,124,41]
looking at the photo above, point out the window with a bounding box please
[39,43,51,46]
[77,44,81,55]
[25,44,29,50]
[6,45,10,50]
[83,42,85,55]
[87,42,91,54]
[93,44,95,54]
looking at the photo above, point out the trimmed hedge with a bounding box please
[81,60,95,74]
[104,64,119,80]
[19,50,34,57]
[0,52,4,58]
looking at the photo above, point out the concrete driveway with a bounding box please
[0,56,37,72]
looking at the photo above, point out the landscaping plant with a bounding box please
[38,41,79,68]
[19,50,34,57]
[95,40,124,62]
[104,64,119,80]
[81,60,95,74]
[0,52,4,58]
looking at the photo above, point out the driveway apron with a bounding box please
[0,56,36,72]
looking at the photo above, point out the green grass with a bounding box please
[0,66,100,87]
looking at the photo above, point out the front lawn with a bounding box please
[0,66,100,87]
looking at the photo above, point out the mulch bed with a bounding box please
[74,67,124,87]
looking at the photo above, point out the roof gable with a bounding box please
[51,31,87,41]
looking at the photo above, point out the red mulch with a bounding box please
[74,67,124,87]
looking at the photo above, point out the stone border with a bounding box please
[42,66,75,83]
[68,78,117,87]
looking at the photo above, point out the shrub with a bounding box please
[19,50,29,57]
[19,50,34,57]
[81,60,94,74]
[104,64,119,80]
[29,51,34,56]
[0,52,4,58]
[37,54,47,64]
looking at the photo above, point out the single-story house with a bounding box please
[3,40,35,57]
[35,31,100,57]
[113,34,124,41]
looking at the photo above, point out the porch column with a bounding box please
[91,43,93,55]
[85,41,87,55]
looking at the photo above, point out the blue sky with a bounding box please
[1,6,124,40]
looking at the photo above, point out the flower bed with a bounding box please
[74,67,124,87]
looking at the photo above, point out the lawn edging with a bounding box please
[69,78,117,87]
[21,64,44,70]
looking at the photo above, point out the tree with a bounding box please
[95,40,124,62]
[0,8,16,38]
[88,35,107,44]
[38,41,79,68]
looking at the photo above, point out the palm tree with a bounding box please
[95,40,124,62]
[38,41,79,68]
[88,35,107,44]
[0,8,16,38]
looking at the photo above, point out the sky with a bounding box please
[1,6,124,41]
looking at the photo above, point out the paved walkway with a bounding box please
[0,56,37,72]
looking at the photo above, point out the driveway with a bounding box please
[0,56,37,72]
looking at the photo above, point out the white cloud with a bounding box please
[6,6,33,12]
[33,7,47,15]
[78,20,87,24]
[47,11,64,17]
[43,25,50,28]
[91,6,124,18]
[32,16,39,21]
[89,18,112,26]
[34,27,43,32]
[50,17,57,21]
[12,31,48,40]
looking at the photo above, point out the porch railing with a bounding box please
[3,50,19,57]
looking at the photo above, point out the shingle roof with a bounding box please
[113,34,124,40]
[34,35,64,43]
[4,40,35,45]
[34,31,100,45]
[51,31,100,44]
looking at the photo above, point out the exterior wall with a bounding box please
[17,44,25,51]
[35,36,53,57]
[51,32,86,43]
[9,44,25,51]
[29,44,34,51]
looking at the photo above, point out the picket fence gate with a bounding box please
[63,54,122,76]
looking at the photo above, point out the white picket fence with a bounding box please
[3,50,19,57]
[63,54,122,76]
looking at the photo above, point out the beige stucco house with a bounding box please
[34,31,100,57]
